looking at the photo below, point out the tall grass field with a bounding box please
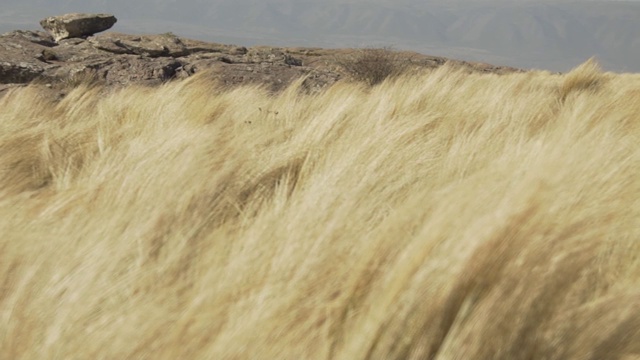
[1,60,640,359]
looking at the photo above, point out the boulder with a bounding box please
[40,13,117,42]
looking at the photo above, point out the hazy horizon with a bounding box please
[2,0,640,72]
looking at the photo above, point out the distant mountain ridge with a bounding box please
[1,0,640,72]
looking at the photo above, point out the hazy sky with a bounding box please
[2,0,640,72]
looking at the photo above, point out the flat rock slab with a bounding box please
[40,13,117,42]
[88,32,229,58]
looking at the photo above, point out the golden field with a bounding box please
[1,61,640,359]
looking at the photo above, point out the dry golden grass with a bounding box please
[1,61,640,359]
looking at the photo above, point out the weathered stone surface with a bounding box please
[40,13,117,42]
[87,32,227,58]
[0,31,57,83]
[230,46,248,56]
[1,30,57,47]
[245,48,302,67]
[0,61,47,83]
[0,22,521,94]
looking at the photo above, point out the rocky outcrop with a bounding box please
[0,29,336,92]
[87,32,227,58]
[0,31,53,83]
[40,13,117,42]
[0,20,521,96]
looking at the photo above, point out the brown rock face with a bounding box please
[0,31,54,83]
[40,13,117,42]
[0,29,337,92]
[0,24,521,96]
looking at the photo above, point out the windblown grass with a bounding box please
[1,62,640,359]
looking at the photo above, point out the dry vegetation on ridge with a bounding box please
[1,60,640,359]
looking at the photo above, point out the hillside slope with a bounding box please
[1,62,640,358]
[2,1,640,72]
